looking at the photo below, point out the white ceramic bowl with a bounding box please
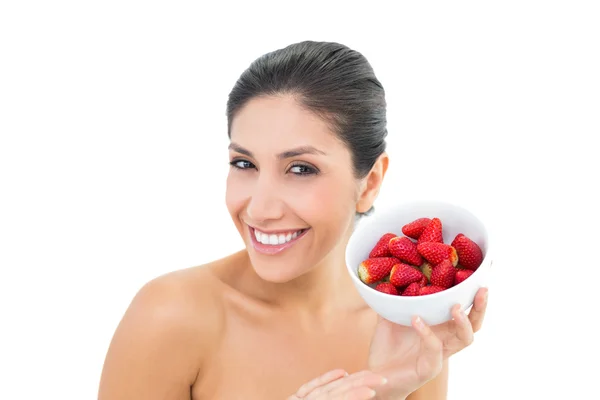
[346,200,492,326]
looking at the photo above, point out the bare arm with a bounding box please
[98,273,217,399]
[406,360,448,400]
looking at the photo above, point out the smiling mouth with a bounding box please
[248,225,310,255]
[252,227,308,245]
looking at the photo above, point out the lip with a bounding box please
[248,225,309,255]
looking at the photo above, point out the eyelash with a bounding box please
[229,159,319,176]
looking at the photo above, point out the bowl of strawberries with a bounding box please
[346,200,491,326]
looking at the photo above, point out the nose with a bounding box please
[246,173,285,224]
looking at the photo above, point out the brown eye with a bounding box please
[230,159,255,170]
[289,163,318,176]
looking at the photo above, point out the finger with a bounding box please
[308,370,386,399]
[468,287,489,332]
[451,304,474,347]
[295,369,348,397]
[307,371,384,398]
[412,316,441,352]
[336,386,378,400]
[412,316,443,377]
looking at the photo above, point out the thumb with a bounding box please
[412,316,443,379]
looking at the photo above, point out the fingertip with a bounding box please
[451,304,463,321]
[477,288,489,308]
[479,286,488,297]
[331,368,348,378]
[412,315,427,332]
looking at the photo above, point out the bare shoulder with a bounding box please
[131,260,226,340]
[98,254,237,400]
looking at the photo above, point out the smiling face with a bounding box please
[226,95,370,283]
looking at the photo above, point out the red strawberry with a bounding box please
[418,275,429,287]
[358,257,398,284]
[420,285,446,295]
[375,282,399,295]
[417,217,443,244]
[389,236,423,266]
[455,269,474,285]
[401,282,421,296]
[420,262,433,281]
[402,218,431,240]
[389,263,424,288]
[417,242,459,266]
[451,233,484,270]
[369,233,397,258]
[430,259,456,288]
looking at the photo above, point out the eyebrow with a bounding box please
[228,142,326,159]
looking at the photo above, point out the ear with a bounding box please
[356,152,389,214]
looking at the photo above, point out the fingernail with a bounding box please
[368,389,377,398]
[344,371,349,376]
[415,316,425,330]
[460,307,467,321]
[484,289,489,303]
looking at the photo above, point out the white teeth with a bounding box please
[259,234,270,245]
[253,228,305,246]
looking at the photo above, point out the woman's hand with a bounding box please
[431,287,488,358]
[287,369,388,400]
[367,287,489,399]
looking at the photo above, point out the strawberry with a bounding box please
[358,257,398,284]
[430,259,456,288]
[401,282,421,296]
[418,275,429,287]
[420,262,433,281]
[451,233,484,270]
[417,217,443,244]
[369,233,397,258]
[455,269,474,285]
[417,242,459,266]
[420,285,446,295]
[402,218,431,240]
[389,236,423,266]
[390,263,424,288]
[375,282,399,295]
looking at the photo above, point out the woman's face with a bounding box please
[226,95,365,283]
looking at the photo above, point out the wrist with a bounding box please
[373,383,409,400]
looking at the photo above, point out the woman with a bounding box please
[98,40,488,400]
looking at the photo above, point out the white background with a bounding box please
[1,1,599,399]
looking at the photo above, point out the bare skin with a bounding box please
[99,94,485,399]
[98,251,449,399]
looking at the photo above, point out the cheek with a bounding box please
[288,176,356,229]
[225,172,249,219]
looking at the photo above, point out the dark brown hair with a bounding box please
[226,40,388,182]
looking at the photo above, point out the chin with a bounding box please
[257,271,298,284]
[249,258,306,283]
